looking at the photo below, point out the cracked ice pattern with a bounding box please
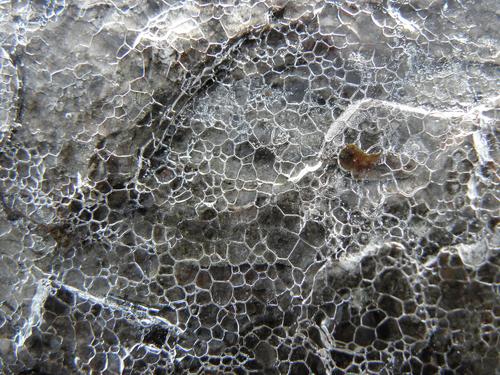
[0,1,498,374]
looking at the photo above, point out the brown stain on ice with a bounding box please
[338,144,382,173]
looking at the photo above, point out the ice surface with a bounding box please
[0,1,498,374]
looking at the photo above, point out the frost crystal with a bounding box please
[0,1,498,374]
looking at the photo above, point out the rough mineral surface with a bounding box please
[0,1,498,374]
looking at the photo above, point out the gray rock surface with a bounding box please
[0,1,498,374]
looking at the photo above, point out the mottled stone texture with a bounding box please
[0,1,498,374]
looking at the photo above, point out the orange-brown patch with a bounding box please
[338,144,381,173]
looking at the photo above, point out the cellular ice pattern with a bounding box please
[0,1,498,374]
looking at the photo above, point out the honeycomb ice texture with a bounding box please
[0,1,498,374]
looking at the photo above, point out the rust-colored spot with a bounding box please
[338,144,381,173]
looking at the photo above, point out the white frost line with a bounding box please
[472,131,492,165]
[289,161,323,183]
[324,100,364,142]
[16,280,50,348]
[47,280,182,334]
[466,174,479,205]
[128,342,164,355]
[359,99,466,118]
[325,98,470,143]
[336,240,388,272]
[387,3,421,34]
